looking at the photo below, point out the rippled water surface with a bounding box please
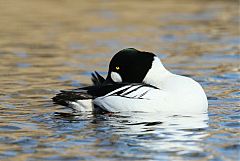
[0,0,239,160]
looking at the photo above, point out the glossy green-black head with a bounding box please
[106,48,156,83]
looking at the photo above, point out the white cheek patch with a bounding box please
[111,72,122,82]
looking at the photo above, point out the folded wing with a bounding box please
[52,71,159,113]
[93,84,160,112]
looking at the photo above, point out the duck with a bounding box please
[52,48,208,114]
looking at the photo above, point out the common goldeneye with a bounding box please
[52,48,208,114]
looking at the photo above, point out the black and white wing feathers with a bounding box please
[101,84,158,100]
[52,71,159,111]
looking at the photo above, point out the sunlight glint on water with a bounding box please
[0,0,239,160]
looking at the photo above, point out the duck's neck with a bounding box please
[143,57,172,88]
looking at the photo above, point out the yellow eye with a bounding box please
[116,66,120,70]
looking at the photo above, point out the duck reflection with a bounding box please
[98,112,209,153]
[53,111,208,157]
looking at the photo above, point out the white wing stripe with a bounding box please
[102,84,156,100]
[104,85,132,97]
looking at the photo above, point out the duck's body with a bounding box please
[53,48,208,114]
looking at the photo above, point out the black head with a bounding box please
[106,48,155,83]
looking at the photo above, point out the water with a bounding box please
[0,0,239,160]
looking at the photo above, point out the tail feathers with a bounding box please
[52,71,105,112]
[52,90,93,107]
[91,71,105,86]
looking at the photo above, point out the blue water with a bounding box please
[0,1,239,160]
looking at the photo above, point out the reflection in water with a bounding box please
[100,113,208,153]
[53,112,209,159]
[0,0,239,160]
